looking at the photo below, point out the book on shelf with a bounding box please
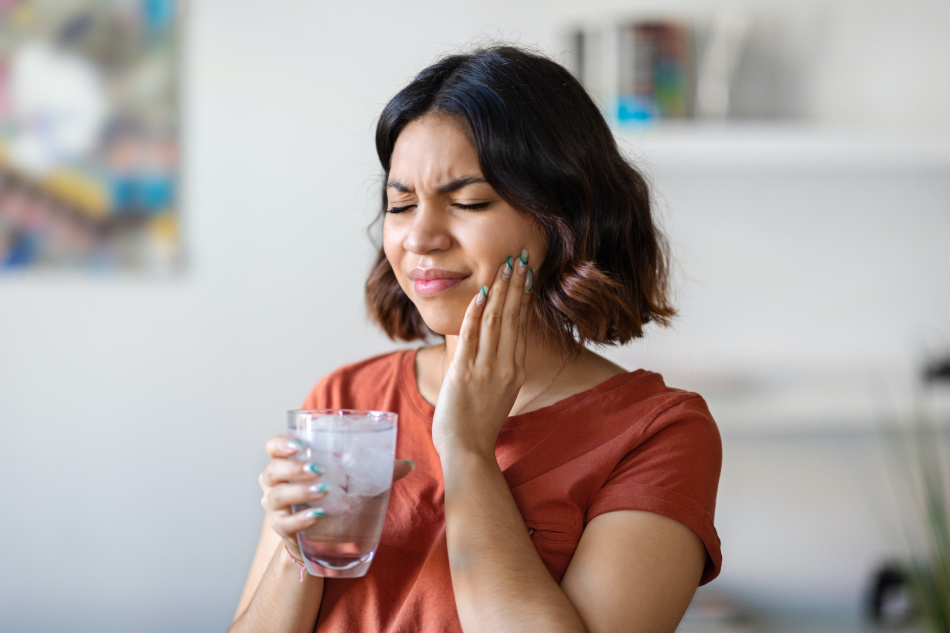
[617,21,693,123]
[567,19,696,125]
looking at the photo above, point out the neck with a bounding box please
[441,332,578,411]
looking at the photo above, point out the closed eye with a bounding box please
[387,202,490,213]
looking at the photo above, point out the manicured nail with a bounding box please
[402,459,416,472]
[286,438,303,452]
[476,285,488,306]
[310,482,331,494]
[517,249,528,274]
[306,463,323,476]
[524,269,534,292]
[307,508,325,519]
[503,256,513,280]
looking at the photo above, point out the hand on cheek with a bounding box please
[431,249,534,458]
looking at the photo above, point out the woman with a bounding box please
[231,45,722,633]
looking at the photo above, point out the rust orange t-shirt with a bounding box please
[301,349,722,632]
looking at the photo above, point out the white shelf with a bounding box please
[699,375,950,436]
[612,121,950,172]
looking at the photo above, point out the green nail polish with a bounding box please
[477,285,488,306]
[519,249,528,266]
[307,463,323,476]
[403,459,416,471]
[286,438,303,452]
[524,269,534,292]
[311,482,331,494]
[307,508,325,518]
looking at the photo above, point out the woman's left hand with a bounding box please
[431,250,532,459]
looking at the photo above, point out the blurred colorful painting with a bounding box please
[0,0,180,273]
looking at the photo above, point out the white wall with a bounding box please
[1,1,948,631]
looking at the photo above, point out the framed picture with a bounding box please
[0,0,181,274]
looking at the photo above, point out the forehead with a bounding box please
[389,115,482,184]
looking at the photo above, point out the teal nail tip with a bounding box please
[525,269,534,292]
[519,250,528,265]
[307,463,323,475]
[506,256,513,268]
[310,482,331,494]
[307,508,325,518]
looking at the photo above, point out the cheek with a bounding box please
[503,219,547,267]
[381,227,404,282]
[382,220,400,265]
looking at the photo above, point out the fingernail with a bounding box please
[524,269,534,293]
[402,459,416,472]
[307,508,325,519]
[306,463,323,476]
[476,285,487,306]
[286,438,303,452]
[503,256,513,280]
[517,249,528,274]
[310,482,331,494]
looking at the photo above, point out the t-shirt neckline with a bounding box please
[399,347,644,427]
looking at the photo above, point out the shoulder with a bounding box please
[301,349,411,410]
[586,371,723,584]
[603,370,720,445]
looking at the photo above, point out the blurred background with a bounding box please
[1,0,949,631]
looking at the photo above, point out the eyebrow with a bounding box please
[386,176,488,194]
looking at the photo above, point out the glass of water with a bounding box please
[287,409,398,578]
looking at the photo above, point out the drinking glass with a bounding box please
[288,409,398,578]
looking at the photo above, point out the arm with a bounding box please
[560,510,706,633]
[229,436,329,633]
[442,449,705,633]
[441,448,588,632]
[229,519,325,633]
[435,254,708,632]
[229,439,416,632]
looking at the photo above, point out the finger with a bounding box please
[271,506,325,538]
[515,261,531,368]
[262,480,332,513]
[393,459,416,482]
[497,250,529,364]
[475,257,514,363]
[454,286,487,367]
[259,458,323,489]
[266,435,305,459]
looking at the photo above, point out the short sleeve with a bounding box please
[587,395,723,584]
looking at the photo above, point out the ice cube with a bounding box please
[308,450,347,489]
[304,420,346,454]
[314,484,358,515]
[340,437,393,497]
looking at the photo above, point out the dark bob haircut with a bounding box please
[366,45,675,351]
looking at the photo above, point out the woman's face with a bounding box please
[383,114,547,336]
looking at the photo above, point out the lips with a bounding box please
[409,268,468,297]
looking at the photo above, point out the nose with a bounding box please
[403,202,451,254]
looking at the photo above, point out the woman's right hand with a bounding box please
[258,436,417,558]
[258,435,329,558]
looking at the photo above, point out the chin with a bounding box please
[416,307,464,337]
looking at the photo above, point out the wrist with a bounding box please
[438,442,496,467]
[282,543,311,582]
[439,445,500,490]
